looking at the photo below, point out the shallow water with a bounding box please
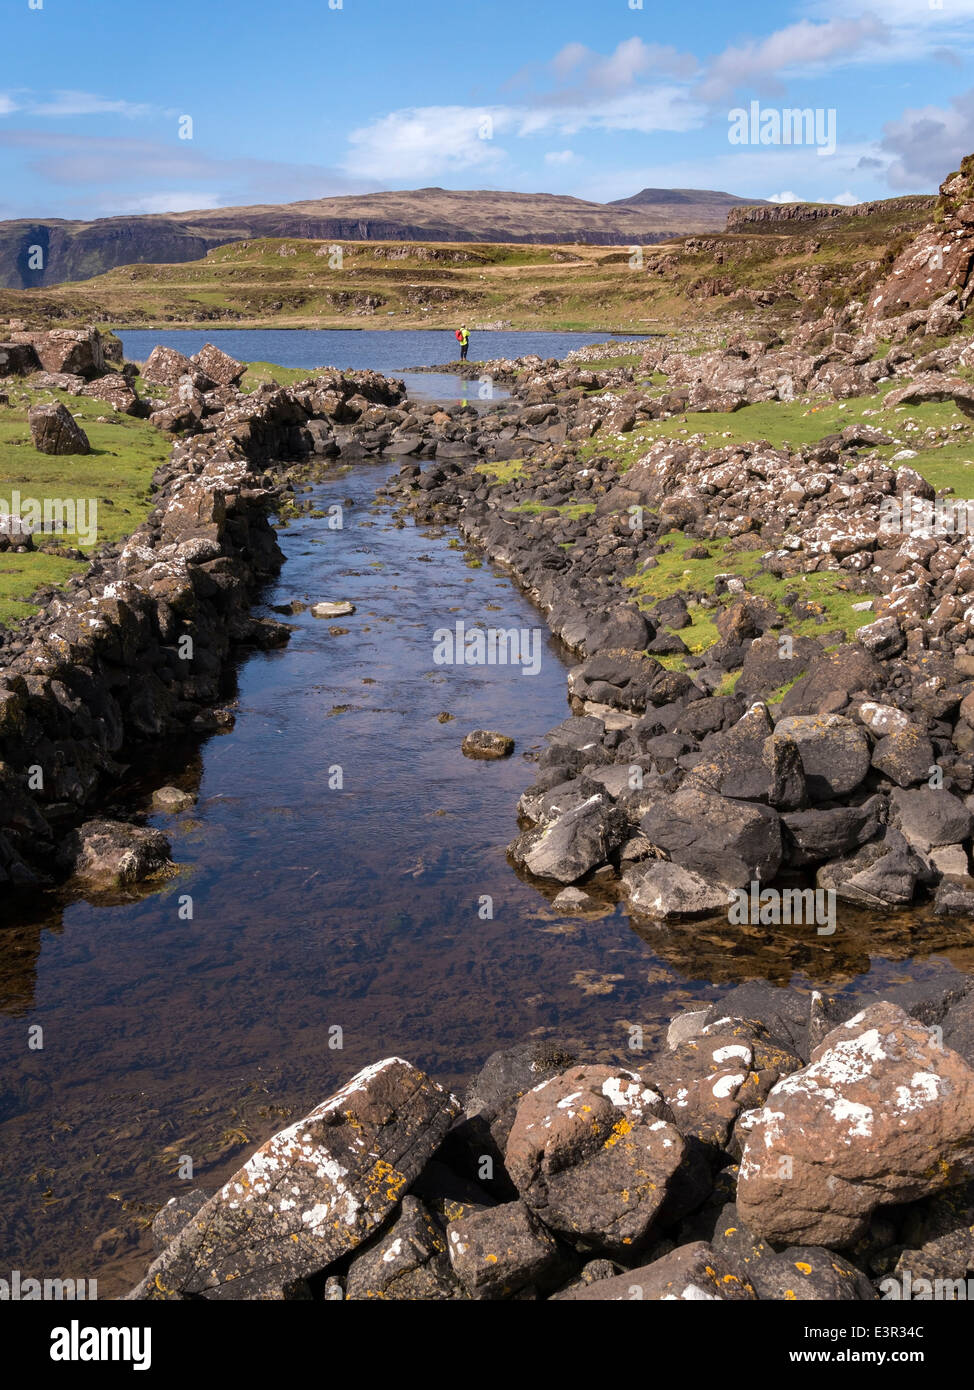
[2,458,974,1297]
[118,328,643,402]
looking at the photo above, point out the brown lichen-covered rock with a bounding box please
[555,1240,756,1300]
[28,402,90,455]
[59,819,173,889]
[80,372,139,415]
[26,326,106,378]
[142,344,214,390]
[505,1064,689,1257]
[345,1195,464,1301]
[737,1003,974,1248]
[645,1018,803,1154]
[192,342,246,386]
[126,1058,459,1300]
[461,729,514,759]
[446,1199,563,1299]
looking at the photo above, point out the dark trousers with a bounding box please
[460,343,468,360]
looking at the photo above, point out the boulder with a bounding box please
[871,726,937,787]
[622,859,734,920]
[0,341,41,375]
[28,326,105,378]
[779,645,883,717]
[192,342,246,387]
[817,828,928,907]
[889,786,974,852]
[683,702,806,809]
[462,730,514,760]
[127,1057,460,1299]
[28,402,90,455]
[505,1064,690,1257]
[446,1200,563,1299]
[783,797,885,866]
[142,344,214,390]
[774,714,870,801]
[509,793,624,883]
[738,1003,974,1247]
[855,615,905,659]
[58,819,173,890]
[80,372,139,415]
[646,1018,802,1153]
[640,787,783,887]
[747,1244,876,1301]
[345,1195,463,1300]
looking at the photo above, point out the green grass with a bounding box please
[239,360,319,392]
[624,531,871,666]
[0,386,169,626]
[478,458,525,485]
[581,385,974,491]
[508,499,596,520]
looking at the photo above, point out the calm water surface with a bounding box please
[118,328,645,402]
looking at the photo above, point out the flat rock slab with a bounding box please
[127,1057,459,1300]
[311,601,355,618]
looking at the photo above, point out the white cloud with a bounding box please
[0,94,19,116]
[697,17,889,101]
[549,37,697,92]
[344,106,509,181]
[831,190,859,205]
[769,190,802,203]
[25,90,156,119]
[344,87,705,181]
[544,150,576,165]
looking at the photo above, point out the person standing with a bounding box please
[455,325,470,361]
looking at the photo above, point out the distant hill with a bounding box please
[610,188,762,210]
[0,186,769,289]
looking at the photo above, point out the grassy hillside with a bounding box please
[0,196,932,333]
[0,186,769,290]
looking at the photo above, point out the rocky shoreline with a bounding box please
[10,154,974,1300]
[126,971,974,1300]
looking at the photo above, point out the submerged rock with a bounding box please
[461,730,515,760]
[311,600,356,618]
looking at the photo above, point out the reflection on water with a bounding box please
[1,460,973,1296]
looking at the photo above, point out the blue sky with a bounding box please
[1,0,973,219]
